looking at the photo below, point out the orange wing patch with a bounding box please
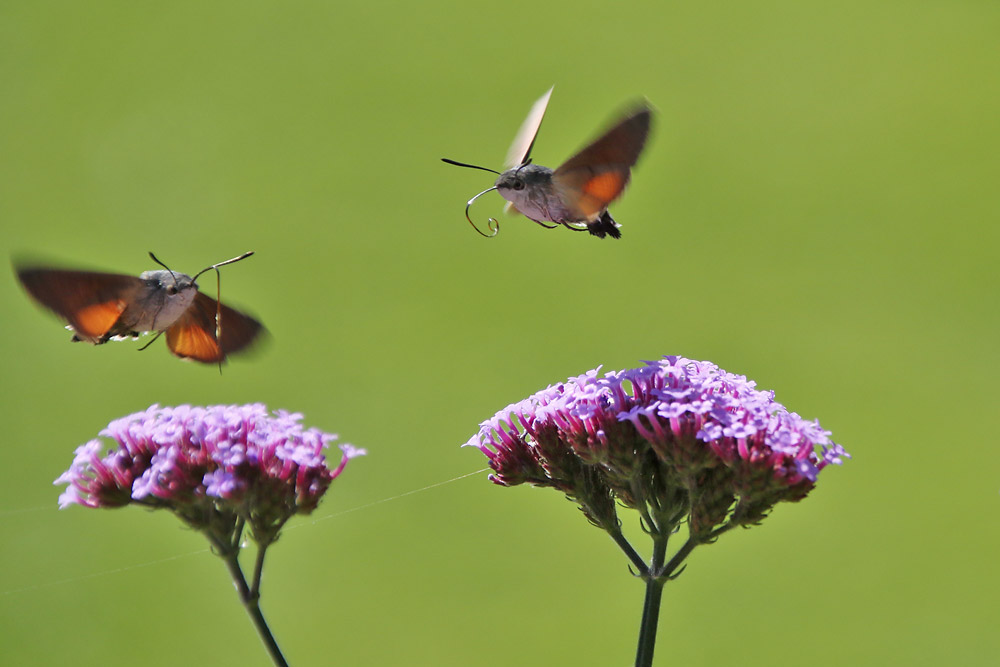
[559,168,629,219]
[582,171,627,207]
[165,315,223,363]
[72,300,126,340]
[164,292,263,364]
[551,103,651,221]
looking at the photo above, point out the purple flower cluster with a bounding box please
[466,356,847,539]
[56,404,364,538]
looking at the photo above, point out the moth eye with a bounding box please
[166,285,178,295]
[512,180,525,191]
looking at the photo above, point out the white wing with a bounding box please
[504,86,553,169]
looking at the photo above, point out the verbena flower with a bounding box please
[466,355,848,540]
[467,356,848,666]
[54,403,364,667]
[56,403,365,541]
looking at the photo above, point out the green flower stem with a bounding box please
[216,542,289,667]
[608,528,650,575]
[634,531,669,667]
[634,529,701,667]
[662,537,697,579]
[232,516,246,549]
[251,541,269,597]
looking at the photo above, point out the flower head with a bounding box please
[56,404,365,542]
[466,356,847,540]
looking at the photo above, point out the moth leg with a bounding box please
[528,218,560,230]
[137,330,164,352]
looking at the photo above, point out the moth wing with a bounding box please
[504,86,553,169]
[552,104,652,220]
[16,268,142,341]
[214,297,265,357]
[165,291,264,364]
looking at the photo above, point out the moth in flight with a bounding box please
[443,87,652,239]
[15,252,264,366]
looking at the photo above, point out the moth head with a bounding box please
[494,163,550,201]
[140,269,196,296]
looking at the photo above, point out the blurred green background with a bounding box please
[2,1,997,665]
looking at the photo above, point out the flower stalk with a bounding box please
[214,534,288,667]
[635,561,665,667]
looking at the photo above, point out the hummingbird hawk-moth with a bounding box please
[15,252,264,365]
[443,87,652,239]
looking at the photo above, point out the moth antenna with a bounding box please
[442,159,502,236]
[148,252,180,288]
[137,330,165,352]
[464,186,500,237]
[191,251,254,282]
[440,158,501,175]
